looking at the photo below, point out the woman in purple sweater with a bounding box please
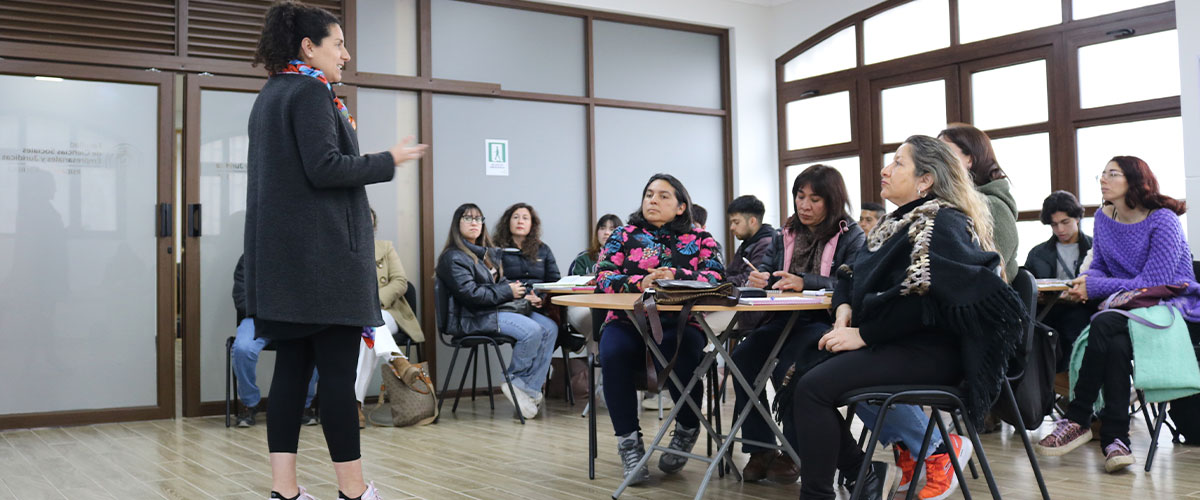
[1035,156,1199,472]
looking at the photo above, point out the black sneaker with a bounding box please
[236,405,257,428]
[859,460,900,500]
[658,424,699,474]
[617,432,650,485]
[301,406,319,426]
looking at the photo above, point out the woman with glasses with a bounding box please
[1035,156,1200,473]
[435,204,557,420]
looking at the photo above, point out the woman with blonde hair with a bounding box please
[787,135,1023,500]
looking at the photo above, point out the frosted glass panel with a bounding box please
[0,74,159,413]
[1078,30,1180,109]
[358,88,421,394]
[971,60,1048,130]
[864,0,950,64]
[881,79,946,144]
[595,107,725,243]
[958,0,1061,44]
[1073,0,1167,19]
[433,95,587,383]
[356,0,418,76]
[991,133,1051,212]
[784,26,856,82]
[432,0,584,95]
[1076,117,1184,206]
[594,21,721,109]
[786,91,851,150]
[787,156,861,217]
[198,90,265,403]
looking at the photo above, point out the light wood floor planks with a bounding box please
[2,393,1199,499]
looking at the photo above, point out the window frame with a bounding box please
[776,0,1179,226]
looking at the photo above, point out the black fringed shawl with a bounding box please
[836,198,1026,425]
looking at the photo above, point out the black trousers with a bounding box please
[1066,311,1200,447]
[267,324,362,463]
[731,312,830,454]
[791,337,962,500]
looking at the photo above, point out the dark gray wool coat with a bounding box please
[244,74,395,333]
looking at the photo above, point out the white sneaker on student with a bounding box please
[515,387,539,419]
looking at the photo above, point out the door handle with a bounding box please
[157,202,172,237]
[187,203,202,237]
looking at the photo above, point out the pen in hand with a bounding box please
[742,257,759,273]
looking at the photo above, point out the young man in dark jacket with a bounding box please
[724,195,777,286]
[1025,191,1095,370]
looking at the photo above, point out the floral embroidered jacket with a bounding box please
[595,221,725,326]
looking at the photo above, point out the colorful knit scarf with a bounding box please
[275,59,356,130]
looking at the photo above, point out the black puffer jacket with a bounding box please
[436,242,516,336]
[500,243,561,290]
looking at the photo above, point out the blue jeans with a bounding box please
[599,317,705,437]
[232,318,317,408]
[496,311,558,396]
[731,312,831,454]
[855,403,942,458]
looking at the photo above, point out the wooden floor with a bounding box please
[2,391,1199,500]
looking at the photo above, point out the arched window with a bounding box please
[776,1,1180,260]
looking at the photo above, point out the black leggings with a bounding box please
[267,325,362,463]
[791,338,961,500]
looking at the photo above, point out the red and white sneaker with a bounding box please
[918,434,973,500]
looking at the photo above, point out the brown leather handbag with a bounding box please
[369,361,438,427]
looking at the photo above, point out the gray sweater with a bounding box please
[243,74,395,335]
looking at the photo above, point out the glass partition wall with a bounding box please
[0,62,176,429]
[0,0,731,426]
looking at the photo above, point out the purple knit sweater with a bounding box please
[1084,208,1200,321]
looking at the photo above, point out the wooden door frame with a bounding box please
[0,59,176,430]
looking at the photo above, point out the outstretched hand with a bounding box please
[388,136,428,165]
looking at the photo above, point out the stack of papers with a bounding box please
[533,276,594,290]
[738,296,824,306]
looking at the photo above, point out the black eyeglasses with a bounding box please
[463,215,485,223]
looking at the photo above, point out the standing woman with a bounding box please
[246,3,426,499]
[938,124,1019,283]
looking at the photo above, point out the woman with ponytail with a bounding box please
[245,2,426,499]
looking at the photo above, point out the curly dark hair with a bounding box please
[494,203,544,261]
[253,1,341,74]
[1039,190,1084,225]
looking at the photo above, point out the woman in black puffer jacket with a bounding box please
[436,203,557,420]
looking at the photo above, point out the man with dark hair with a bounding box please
[724,195,776,286]
[1025,190,1094,371]
[692,204,709,229]
[859,202,885,235]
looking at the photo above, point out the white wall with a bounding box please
[1179,0,1200,255]
[535,0,781,224]
[535,0,881,228]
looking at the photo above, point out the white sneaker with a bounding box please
[338,481,382,500]
[500,383,518,411]
[641,390,674,410]
[514,387,539,419]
